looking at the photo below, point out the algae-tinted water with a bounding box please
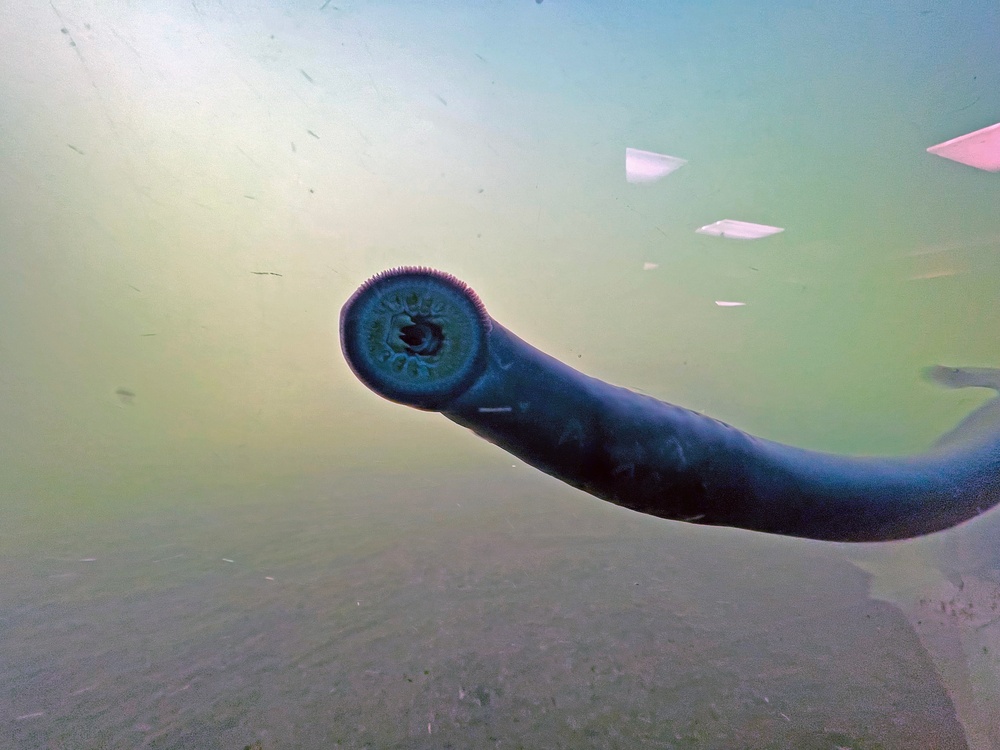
[1,1,999,748]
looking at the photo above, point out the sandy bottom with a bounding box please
[849,520,1000,750]
[0,469,975,749]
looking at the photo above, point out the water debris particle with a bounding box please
[115,387,136,404]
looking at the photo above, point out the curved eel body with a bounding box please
[340,267,1000,542]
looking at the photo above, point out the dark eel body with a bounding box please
[340,267,1000,542]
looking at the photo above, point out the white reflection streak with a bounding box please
[908,270,960,281]
[926,122,1000,172]
[696,220,784,240]
[625,148,687,184]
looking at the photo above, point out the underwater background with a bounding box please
[1,1,999,748]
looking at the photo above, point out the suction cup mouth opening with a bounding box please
[340,267,491,410]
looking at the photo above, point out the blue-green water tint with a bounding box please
[1,1,998,748]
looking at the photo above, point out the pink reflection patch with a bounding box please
[625,148,687,184]
[696,220,784,240]
[926,122,1000,172]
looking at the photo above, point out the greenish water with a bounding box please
[1,1,998,748]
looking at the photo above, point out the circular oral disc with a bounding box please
[340,267,491,410]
